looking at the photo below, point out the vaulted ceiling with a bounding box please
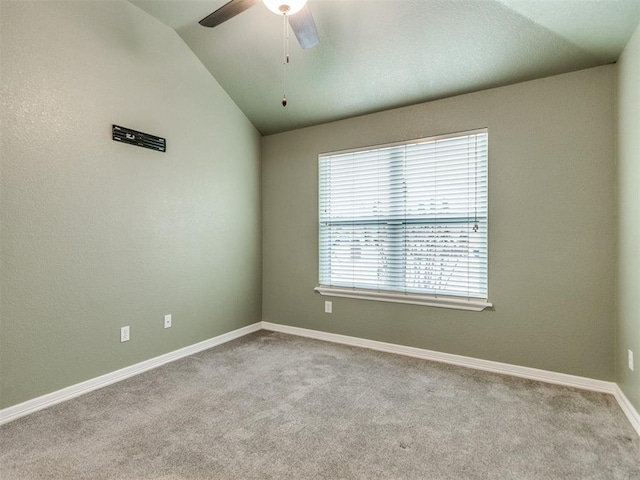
[131,0,640,135]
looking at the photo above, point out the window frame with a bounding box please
[315,128,492,312]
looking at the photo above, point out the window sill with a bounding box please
[314,286,492,312]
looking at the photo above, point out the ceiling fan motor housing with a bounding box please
[263,0,307,16]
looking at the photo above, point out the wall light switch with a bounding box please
[324,301,332,314]
[164,314,172,329]
[120,326,130,343]
[629,350,634,371]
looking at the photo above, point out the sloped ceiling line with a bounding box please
[131,0,640,135]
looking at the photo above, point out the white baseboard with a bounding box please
[261,322,615,393]
[3,320,638,438]
[0,322,262,426]
[261,321,640,437]
[613,384,640,437]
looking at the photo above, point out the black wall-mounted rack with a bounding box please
[112,125,166,152]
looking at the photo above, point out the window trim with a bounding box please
[314,286,492,311]
[317,128,490,310]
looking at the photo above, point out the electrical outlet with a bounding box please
[324,301,332,314]
[629,350,635,372]
[164,314,172,329]
[120,326,130,343]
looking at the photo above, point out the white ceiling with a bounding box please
[131,0,640,135]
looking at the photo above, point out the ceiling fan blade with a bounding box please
[289,4,319,49]
[199,0,262,28]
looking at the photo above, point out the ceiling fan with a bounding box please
[199,0,320,49]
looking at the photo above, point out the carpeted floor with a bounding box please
[1,331,639,479]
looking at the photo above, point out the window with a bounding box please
[316,129,490,311]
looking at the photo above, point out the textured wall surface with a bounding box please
[617,23,640,412]
[262,66,617,381]
[0,1,261,408]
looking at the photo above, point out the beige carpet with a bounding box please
[1,331,639,479]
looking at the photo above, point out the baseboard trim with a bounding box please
[261,322,616,393]
[0,322,262,426]
[262,322,617,395]
[261,322,640,436]
[3,320,638,438]
[613,384,640,436]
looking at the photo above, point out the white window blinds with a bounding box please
[319,129,488,302]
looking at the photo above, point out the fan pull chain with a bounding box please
[282,13,290,107]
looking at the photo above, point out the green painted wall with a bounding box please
[0,1,262,408]
[262,66,617,381]
[0,0,632,415]
[617,23,640,412]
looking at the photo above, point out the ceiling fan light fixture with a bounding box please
[263,0,307,16]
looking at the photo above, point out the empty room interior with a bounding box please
[1,0,640,478]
